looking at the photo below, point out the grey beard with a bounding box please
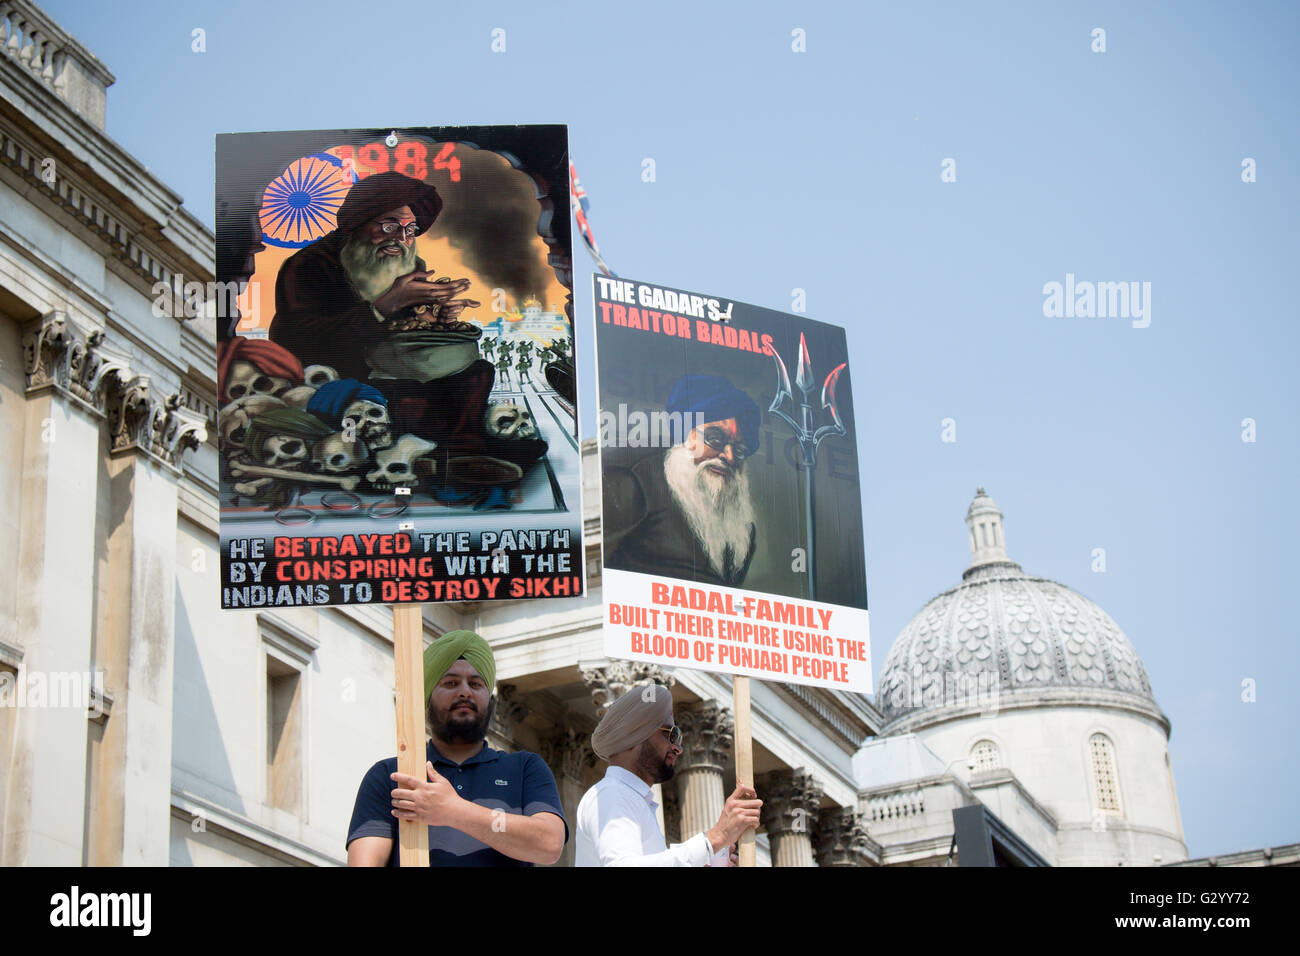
[664,444,755,578]
[340,234,418,302]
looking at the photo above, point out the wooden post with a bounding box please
[733,675,756,868]
[393,604,429,867]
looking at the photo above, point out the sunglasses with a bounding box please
[658,724,683,747]
[700,428,752,461]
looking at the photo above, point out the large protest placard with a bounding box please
[215,127,583,609]
[594,277,870,692]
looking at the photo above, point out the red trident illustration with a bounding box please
[768,333,847,601]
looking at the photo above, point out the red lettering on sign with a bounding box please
[393,142,428,180]
[432,142,461,182]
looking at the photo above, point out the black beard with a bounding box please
[429,696,495,745]
[635,738,675,784]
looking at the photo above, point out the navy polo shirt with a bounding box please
[346,740,568,866]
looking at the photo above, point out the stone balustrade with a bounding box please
[2,0,114,128]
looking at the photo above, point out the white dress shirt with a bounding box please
[576,765,729,867]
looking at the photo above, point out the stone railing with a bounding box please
[864,787,926,823]
[1,0,115,128]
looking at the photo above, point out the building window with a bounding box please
[1089,733,1123,816]
[971,739,1001,772]
[258,613,317,819]
[266,656,303,816]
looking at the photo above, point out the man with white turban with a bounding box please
[575,683,761,866]
[346,629,567,866]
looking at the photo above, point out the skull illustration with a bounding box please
[311,432,369,474]
[485,402,539,440]
[223,358,296,402]
[219,394,285,451]
[303,364,339,388]
[279,385,318,408]
[366,435,437,491]
[342,399,394,450]
[279,366,340,409]
[262,435,310,469]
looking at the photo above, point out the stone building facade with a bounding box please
[8,0,1288,871]
[0,0,880,867]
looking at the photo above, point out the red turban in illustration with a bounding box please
[217,336,304,400]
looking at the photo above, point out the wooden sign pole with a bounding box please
[733,675,756,868]
[393,604,429,867]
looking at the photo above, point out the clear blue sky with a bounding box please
[41,0,1298,859]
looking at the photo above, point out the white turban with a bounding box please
[591,684,673,761]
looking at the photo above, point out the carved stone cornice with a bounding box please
[774,682,868,749]
[106,372,154,452]
[676,700,733,774]
[0,124,195,301]
[579,659,676,711]
[760,768,824,839]
[178,381,219,448]
[155,392,209,465]
[22,311,127,410]
[106,382,207,468]
[21,312,206,470]
[540,725,597,782]
[813,807,876,867]
[22,311,72,392]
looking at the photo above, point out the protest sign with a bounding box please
[214,127,583,610]
[593,276,871,865]
[593,275,870,693]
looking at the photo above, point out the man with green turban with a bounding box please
[346,630,567,866]
[421,629,496,704]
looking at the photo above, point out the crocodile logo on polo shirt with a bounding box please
[495,779,509,786]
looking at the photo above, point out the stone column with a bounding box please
[760,768,824,867]
[92,382,204,866]
[674,700,733,844]
[541,725,596,867]
[813,806,876,867]
[661,781,682,845]
[9,316,206,866]
[6,315,109,866]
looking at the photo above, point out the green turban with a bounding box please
[423,630,496,703]
[243,408,332,463]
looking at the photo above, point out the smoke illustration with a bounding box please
[424,145,554,304]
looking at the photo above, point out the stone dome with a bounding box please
[876,489,1165,733]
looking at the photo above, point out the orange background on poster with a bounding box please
[234,140,570,335]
